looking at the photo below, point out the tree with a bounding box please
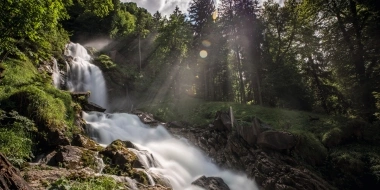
[0,0,70,60]
[303,0,380,120]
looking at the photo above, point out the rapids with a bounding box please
[62,42,258,190]
[84,112,258,190]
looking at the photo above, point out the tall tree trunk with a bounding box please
[334,0,374,119]
[235,48,246,103]
[139,35,142,72]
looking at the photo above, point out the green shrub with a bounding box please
[49,176,123,190]
[291,130,328,166]
[0,110,37,166]
[95,54,116,69]
[322,127,343,148]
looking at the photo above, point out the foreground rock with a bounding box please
[192,176,230,190]
[0,153,32,190]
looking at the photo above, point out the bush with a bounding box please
[48,176,123,190]
[0,110,37,166]
[94,54,116,69]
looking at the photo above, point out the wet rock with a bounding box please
[70,92,106,112]
[132,110,159,126]
[100,140,143,173]
[257,131,296,151]
[72,134,103,151]
[192,176,230,190]
[0,153,32,190]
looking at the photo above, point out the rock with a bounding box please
[49,129,71,147]
[100,140,143,173]
[192,176,230,190]
[213,111,233,131]
[236,117,261,146]
[0,153,32,190]
[257,131,296,151]
[83,101,107,112]
[39,145,100,171]
[150,172,172,189]
[70,92,106,112]
[72,134,103,151]
[132,110,159,126]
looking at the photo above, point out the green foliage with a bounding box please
[0,110,37,166]
[292,130,328,166]
[0,0,70,60]
[110,10,136,38]
[48,176,123,190]
[95,54,117,69]
[77,0,114,18]
[0,58,76,148]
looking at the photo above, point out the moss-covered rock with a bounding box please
[71,134,103,151]
[100,140,142,176]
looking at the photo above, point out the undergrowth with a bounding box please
[48,176,123,190]
[0,57,77,163]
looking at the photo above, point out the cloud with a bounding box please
[121,0,219,17]
[121,0,283,16]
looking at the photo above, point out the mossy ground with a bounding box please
[0,57,79,163]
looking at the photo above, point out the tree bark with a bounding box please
[0,153,32,190]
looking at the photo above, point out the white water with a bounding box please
[84,112,258,190]
[64,42,107,108]
[52,58,61,88]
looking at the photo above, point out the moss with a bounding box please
[322,127,343,148]
[80,149,98,170]
[101,140,139,176]
[291,130,328,166]
[132,169,149,185]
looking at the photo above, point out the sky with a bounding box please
[122,0,284,17]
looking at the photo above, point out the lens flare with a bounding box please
[200,50,208,58]
[202,40,211,47]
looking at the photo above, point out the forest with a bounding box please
[1,0,379,121]
[1,0,380,189]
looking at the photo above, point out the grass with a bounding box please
[48,176,124,190]
[0,57,78,163]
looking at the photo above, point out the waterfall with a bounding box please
[84,112,258,190]
[64,42,107,108]
[52,58,61,88]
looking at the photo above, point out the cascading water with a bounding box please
[84,112,258,190]
[65,42,258,189]
[52,58,61,88]
[64,42,107,108]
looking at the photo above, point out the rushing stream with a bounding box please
[64,42,258,190]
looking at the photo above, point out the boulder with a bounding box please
[100,140,144,173]
[72,134,103,151]
[39,145,101,171]
[257,131,296,151]
[0,153,32,190]
[192,176,230,190]
[132,110,158,126]
[236,117,261,146]
[213,111,233,131]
